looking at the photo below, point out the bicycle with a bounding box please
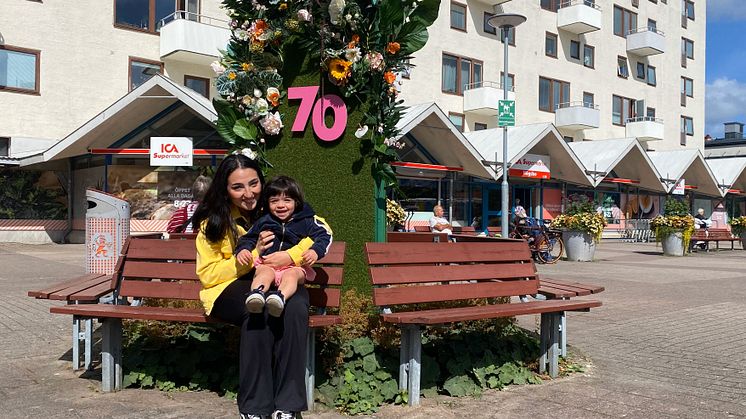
[509,218,564,264]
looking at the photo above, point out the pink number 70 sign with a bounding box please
[288,86,348,142]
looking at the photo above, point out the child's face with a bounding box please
[268,193,296,221]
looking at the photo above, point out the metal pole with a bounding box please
[501,26,510,237]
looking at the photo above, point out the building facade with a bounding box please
[398,0,706,151]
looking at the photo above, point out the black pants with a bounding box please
[211,273,309,415]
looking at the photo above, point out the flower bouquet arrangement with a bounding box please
[728,216,746,237]
[549,194,607,241]
[650,198,694,252]
[386,198,406,229]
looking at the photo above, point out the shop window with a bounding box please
[129,57,163,91]
[184,75,209,98]
[0,45,40,94]
[450,2,466,31]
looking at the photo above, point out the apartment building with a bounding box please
[398,0,706,151]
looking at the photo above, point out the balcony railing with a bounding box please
[626,27,666,56]
[159,11,231,65]
[555,101,600,130]
[557,0,602,34]
[625,117,665,141]
[159,11,229,29]
[463,81,515,116]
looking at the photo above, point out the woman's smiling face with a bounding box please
[227,167,262,214]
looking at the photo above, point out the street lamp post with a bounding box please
[487,13,526,238]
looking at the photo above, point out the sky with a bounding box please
[706,0,746,138]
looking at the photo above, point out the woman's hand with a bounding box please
[301,249,319,266]
[262,251,293,268]
[255,230,275,255]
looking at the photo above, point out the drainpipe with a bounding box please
[63,158,74,243]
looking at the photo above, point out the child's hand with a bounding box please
[262,251,292,268]
[301,249,318,266]
[236,249,253,266]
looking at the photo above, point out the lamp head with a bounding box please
[486,13,527,29]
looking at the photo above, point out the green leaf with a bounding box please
[122,371,140,388]
[350,337,375,356]
[233,118,258,140]
[188,330,210,342]
[362,353,379,373]
[443,375,480,397]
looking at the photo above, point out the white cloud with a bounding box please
[708,0,746,21]
[706,77,746,137]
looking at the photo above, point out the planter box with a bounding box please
[661,231,685,256]
[562,230,596,261]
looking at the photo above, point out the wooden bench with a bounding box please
[386,231,449,242]
[47,236,345,409]
[365,241,601,406]
[691,228,739,251]
[413,225,431,232]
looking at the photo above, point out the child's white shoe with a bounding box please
[265,292,285,317]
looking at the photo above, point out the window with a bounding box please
[483,12,496,35]
[500,26,515,45]
[450,2,466,31]
[500,72,515,91]
[541,0,560,12]
[684,0,695,20]
[681,116,693,135]
[184,75,209,98]
[636,62,646,79]
[612,94,636,125]
[682,77,693,97]
[570,41,580,60]
[648,19,657,32]
[613,5,637,37]
[0,137,8,157]
[583,92,595,107]
[682,38,694,59]
[115,0,180,33]
[441,54,482,95]
[545,32,558,58]
[646,107,656,118]
[583,45,595,68]
[0,45,40,94]
[646,66,656,86]
[474,122,488,131]
[617,56,629,78]
[129,57,163,91]
[539,76,570,113]
[449,112,465,132]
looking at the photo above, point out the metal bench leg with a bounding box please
[399,326,411,392]
[305,328,316,411]
[548,313,560,378]
[72,315,81,371]
[84,318,93,370]
[560,310,567,358]
[101,318,122,392]
[405,325,422,407]
[539,313,549,374]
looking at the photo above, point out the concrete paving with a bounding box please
[1,241,745,418]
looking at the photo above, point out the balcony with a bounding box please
[160,12,231,66]
[626,117,664,141]
[463,81,515,117]
[555,102,600,131]
[626,28,666,56]
[473,0,511,5]
[557,1,602,34]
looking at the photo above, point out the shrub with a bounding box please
[549,194,607,241]
[729,216,746,237]
[650,199,695,250]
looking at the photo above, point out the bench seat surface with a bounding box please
[29,273,112,301]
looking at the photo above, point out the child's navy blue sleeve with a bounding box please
[306,216,333,259]
[235,222,262,255]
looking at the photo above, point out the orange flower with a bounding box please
[386,42,400,55]
[348,34,360,49]
[279,3,287,10]
[384,71,396,84]
[329,58,353,84]
[241,62,253,71]
[227,72,237,80]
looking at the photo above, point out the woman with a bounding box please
[192,155,311,419]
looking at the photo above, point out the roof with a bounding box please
[648,149,722,197]
[706,157,746,192]
[20,75,216,166]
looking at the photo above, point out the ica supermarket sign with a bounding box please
[508,153,551,179]
[150,137,193,166]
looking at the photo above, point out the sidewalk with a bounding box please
[1,242,745,418]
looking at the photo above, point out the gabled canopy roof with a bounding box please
[568,138,665,192]
[395,102,494,179]
[464,123,592,186]
[648,150,722,197]
[706,157,746,193]
[21,75,216,166]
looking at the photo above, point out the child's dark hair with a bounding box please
[264,175,304,211]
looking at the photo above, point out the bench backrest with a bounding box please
[366,241,538,306]
[452,226,476,234]
[413,225,431,232]
[693,228,733,238]
[386,231,449,242]
[113,237,345,311]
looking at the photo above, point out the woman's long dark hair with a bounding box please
[191,155,265,243]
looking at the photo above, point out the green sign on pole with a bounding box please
[498,100,515,127]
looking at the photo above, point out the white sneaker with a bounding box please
[272,411,296,419]
[245,290,266,314]
[265,292,285,318]
[240,413,267,419]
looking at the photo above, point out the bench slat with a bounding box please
[381,299,602,324]
[29,273,108,299]
[370,263,536,285]
[122,261,199,281]
[48,275,113,301]
[387,232,449,242]
[68,280,116,301]
[308,288,341,308]
[366,242,531,264]
[311,267,343,286]
[126,239,197,261]
[540,278,604,294]
[535,285,577,299]
[119,280,201,300]
[318,242,346,264]
[373,279,539,306]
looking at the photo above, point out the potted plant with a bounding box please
[550,194,607,261]
[728,216,746,249]
[650,198,694,256]
[386,198,406,231]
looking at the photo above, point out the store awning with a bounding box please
[464,123,592,186]
[20,75,216,166]
[648,149,722,197]
[395,102,495,179]
[568,138,666,192]
[706,157,746,194]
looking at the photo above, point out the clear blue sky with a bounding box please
[706,1,746,138]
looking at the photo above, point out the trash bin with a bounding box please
[85,188,130,274]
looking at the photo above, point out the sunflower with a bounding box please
[328,58,352,84]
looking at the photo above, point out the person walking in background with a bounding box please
[166,175,212,234]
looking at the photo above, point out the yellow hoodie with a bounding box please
[196,206,313,315]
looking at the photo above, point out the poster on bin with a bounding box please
[150,137,193,167]
[508,153,550,179]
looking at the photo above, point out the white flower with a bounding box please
[260,111,284,135]
[255,98,269,115]
[210,61,225,75]
[328,0,345,25]
[354,125,369,138]
[241,95,252,106]
[254,88,263,98]
[345,14,353,21]
[236,148,257,160]
[234,29,250,41]
[297,9,312,22]
[345,47,362,63]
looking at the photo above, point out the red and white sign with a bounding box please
[672,178,685,195]
[508,153,550,179]
[150,137,193,166]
